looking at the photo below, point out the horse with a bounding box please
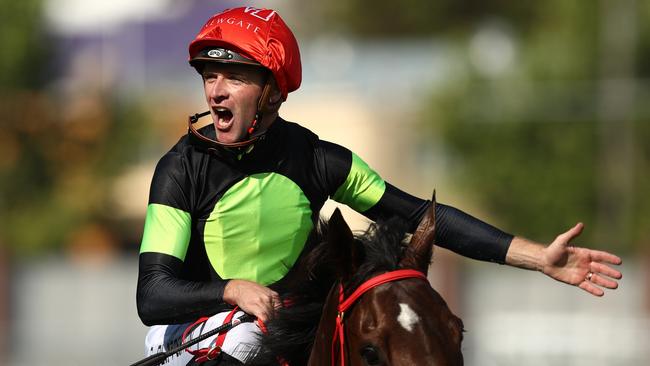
[249,194,464,365]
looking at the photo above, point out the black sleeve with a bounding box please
[314,139,513,264]
[313,139,352,197]
[138,142,234,325]
[365,183,513,264]
[434,204,513,264]
[363,183,431,232]
[136,252,232,326]
[149,146,193,209]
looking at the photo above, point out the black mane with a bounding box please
[247,216,411,365]
[344,217,410,295]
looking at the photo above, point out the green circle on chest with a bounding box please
[204,172,313,285]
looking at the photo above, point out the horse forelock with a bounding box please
[296,216,417,300]
[344,217,412,295]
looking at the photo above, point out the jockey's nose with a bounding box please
[206,75,229,103]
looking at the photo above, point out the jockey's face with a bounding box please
[202,62,267,144]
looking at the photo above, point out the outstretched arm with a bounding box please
[316,141,624,290]
[505,223,623,296]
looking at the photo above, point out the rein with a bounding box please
[129,313,254,366]
[331,269,428,366]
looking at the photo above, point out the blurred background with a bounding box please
[1,0,648,365]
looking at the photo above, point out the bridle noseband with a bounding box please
[331,269,428,366]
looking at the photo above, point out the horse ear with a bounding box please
[328,208,361,280]
[401,190,436,273]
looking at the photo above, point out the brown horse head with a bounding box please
[309,193,464,366]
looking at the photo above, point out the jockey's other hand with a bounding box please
[223,279,280,323]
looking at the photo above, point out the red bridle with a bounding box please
[331,269,428,366]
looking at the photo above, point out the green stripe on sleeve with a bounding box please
[332,152,386,212]
[140,203,191,261]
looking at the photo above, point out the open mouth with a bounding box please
[213,107,233,129]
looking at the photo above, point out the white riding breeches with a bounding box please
[144,310,262,365]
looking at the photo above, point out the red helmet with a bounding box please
[188,7,301,100]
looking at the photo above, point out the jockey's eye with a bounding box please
[360,345,381,365]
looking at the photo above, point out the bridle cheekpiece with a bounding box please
[331,269,428,366]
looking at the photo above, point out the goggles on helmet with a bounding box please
[189,47,262,70]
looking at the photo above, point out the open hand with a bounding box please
[541,223,623,296]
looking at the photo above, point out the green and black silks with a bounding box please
[136,118,512,325]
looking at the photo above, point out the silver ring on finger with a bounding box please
[586,272,594,282]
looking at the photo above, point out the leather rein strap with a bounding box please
[331,269,428,366]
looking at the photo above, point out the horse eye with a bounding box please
[360,345,381,365]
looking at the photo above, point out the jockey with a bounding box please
[136,7,622,366]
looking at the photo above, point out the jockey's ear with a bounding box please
[328,208,362,281]
[264,78,283,113]
[401,190,436,274]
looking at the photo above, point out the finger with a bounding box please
[261,293,280,318]
[578,280,604,297]
[556,223,584,245]
[589,273,618,289]
[589,250,623,266]
[271,293,282,309]
[590,262,623,279]
[266,292,278,307]
[242,303,266,323]
[255,307,269,323]
[267,299,278,313]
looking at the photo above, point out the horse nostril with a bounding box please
[360,345,382,365]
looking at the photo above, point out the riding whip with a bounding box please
[128,313,255,366]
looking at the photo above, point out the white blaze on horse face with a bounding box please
[397,303,420,332]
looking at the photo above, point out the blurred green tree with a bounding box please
[0,0,152,257]
[301,0,538,38]
[417,0,647,253]
[305,0,647,253]
[0,0,46,88]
